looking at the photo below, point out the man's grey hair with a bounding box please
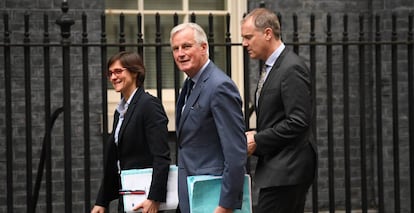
[170,22,209,56]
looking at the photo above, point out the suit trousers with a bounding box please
[118,196,124,213]
[255,181,312,213]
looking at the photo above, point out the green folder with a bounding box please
[187,174,252,213]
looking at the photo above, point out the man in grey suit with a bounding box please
[242,8,317,213]
[170,23,247,213]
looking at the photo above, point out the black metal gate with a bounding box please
[1,3,414,213]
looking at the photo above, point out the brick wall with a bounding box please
[0,0,105,212]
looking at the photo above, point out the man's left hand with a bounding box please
[214,206,233,213]
[245,130,257,156]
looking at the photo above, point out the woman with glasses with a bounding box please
[91,51,171,213]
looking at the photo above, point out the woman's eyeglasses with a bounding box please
[107,68,127,78]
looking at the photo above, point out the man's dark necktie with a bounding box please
[185,79,195,102]
[177,78,194,124]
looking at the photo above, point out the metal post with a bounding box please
[55,2,74,213]
[3,12,13,213]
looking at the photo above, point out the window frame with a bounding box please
[105,0,247,132]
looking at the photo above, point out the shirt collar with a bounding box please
[190,59,210,85]
[265,42,285,68]
[116,87,138,114]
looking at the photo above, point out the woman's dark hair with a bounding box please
[107,51,146,87]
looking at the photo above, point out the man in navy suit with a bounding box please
[170,23,247,213]
[242,8,317,213]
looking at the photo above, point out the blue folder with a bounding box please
[187,174,252,213]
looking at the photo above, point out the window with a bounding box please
[105,0,247,131]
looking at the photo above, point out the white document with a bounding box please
[120,165,178,213]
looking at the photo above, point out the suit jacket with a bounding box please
[176,61,247,213]
[253,48,317,188]
[95,86,171,208]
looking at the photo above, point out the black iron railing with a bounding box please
[1,3,414,213]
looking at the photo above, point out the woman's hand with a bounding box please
[90,205,105,213]
[132,199,160,213]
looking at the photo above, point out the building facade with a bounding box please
[1,0,413,212]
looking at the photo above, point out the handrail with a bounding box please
[32,107,64,213]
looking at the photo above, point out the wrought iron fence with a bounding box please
[1,3,414,213]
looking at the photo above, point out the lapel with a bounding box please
[257,48,289,110]
[117,87,143,145]
[176,63,213,138]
